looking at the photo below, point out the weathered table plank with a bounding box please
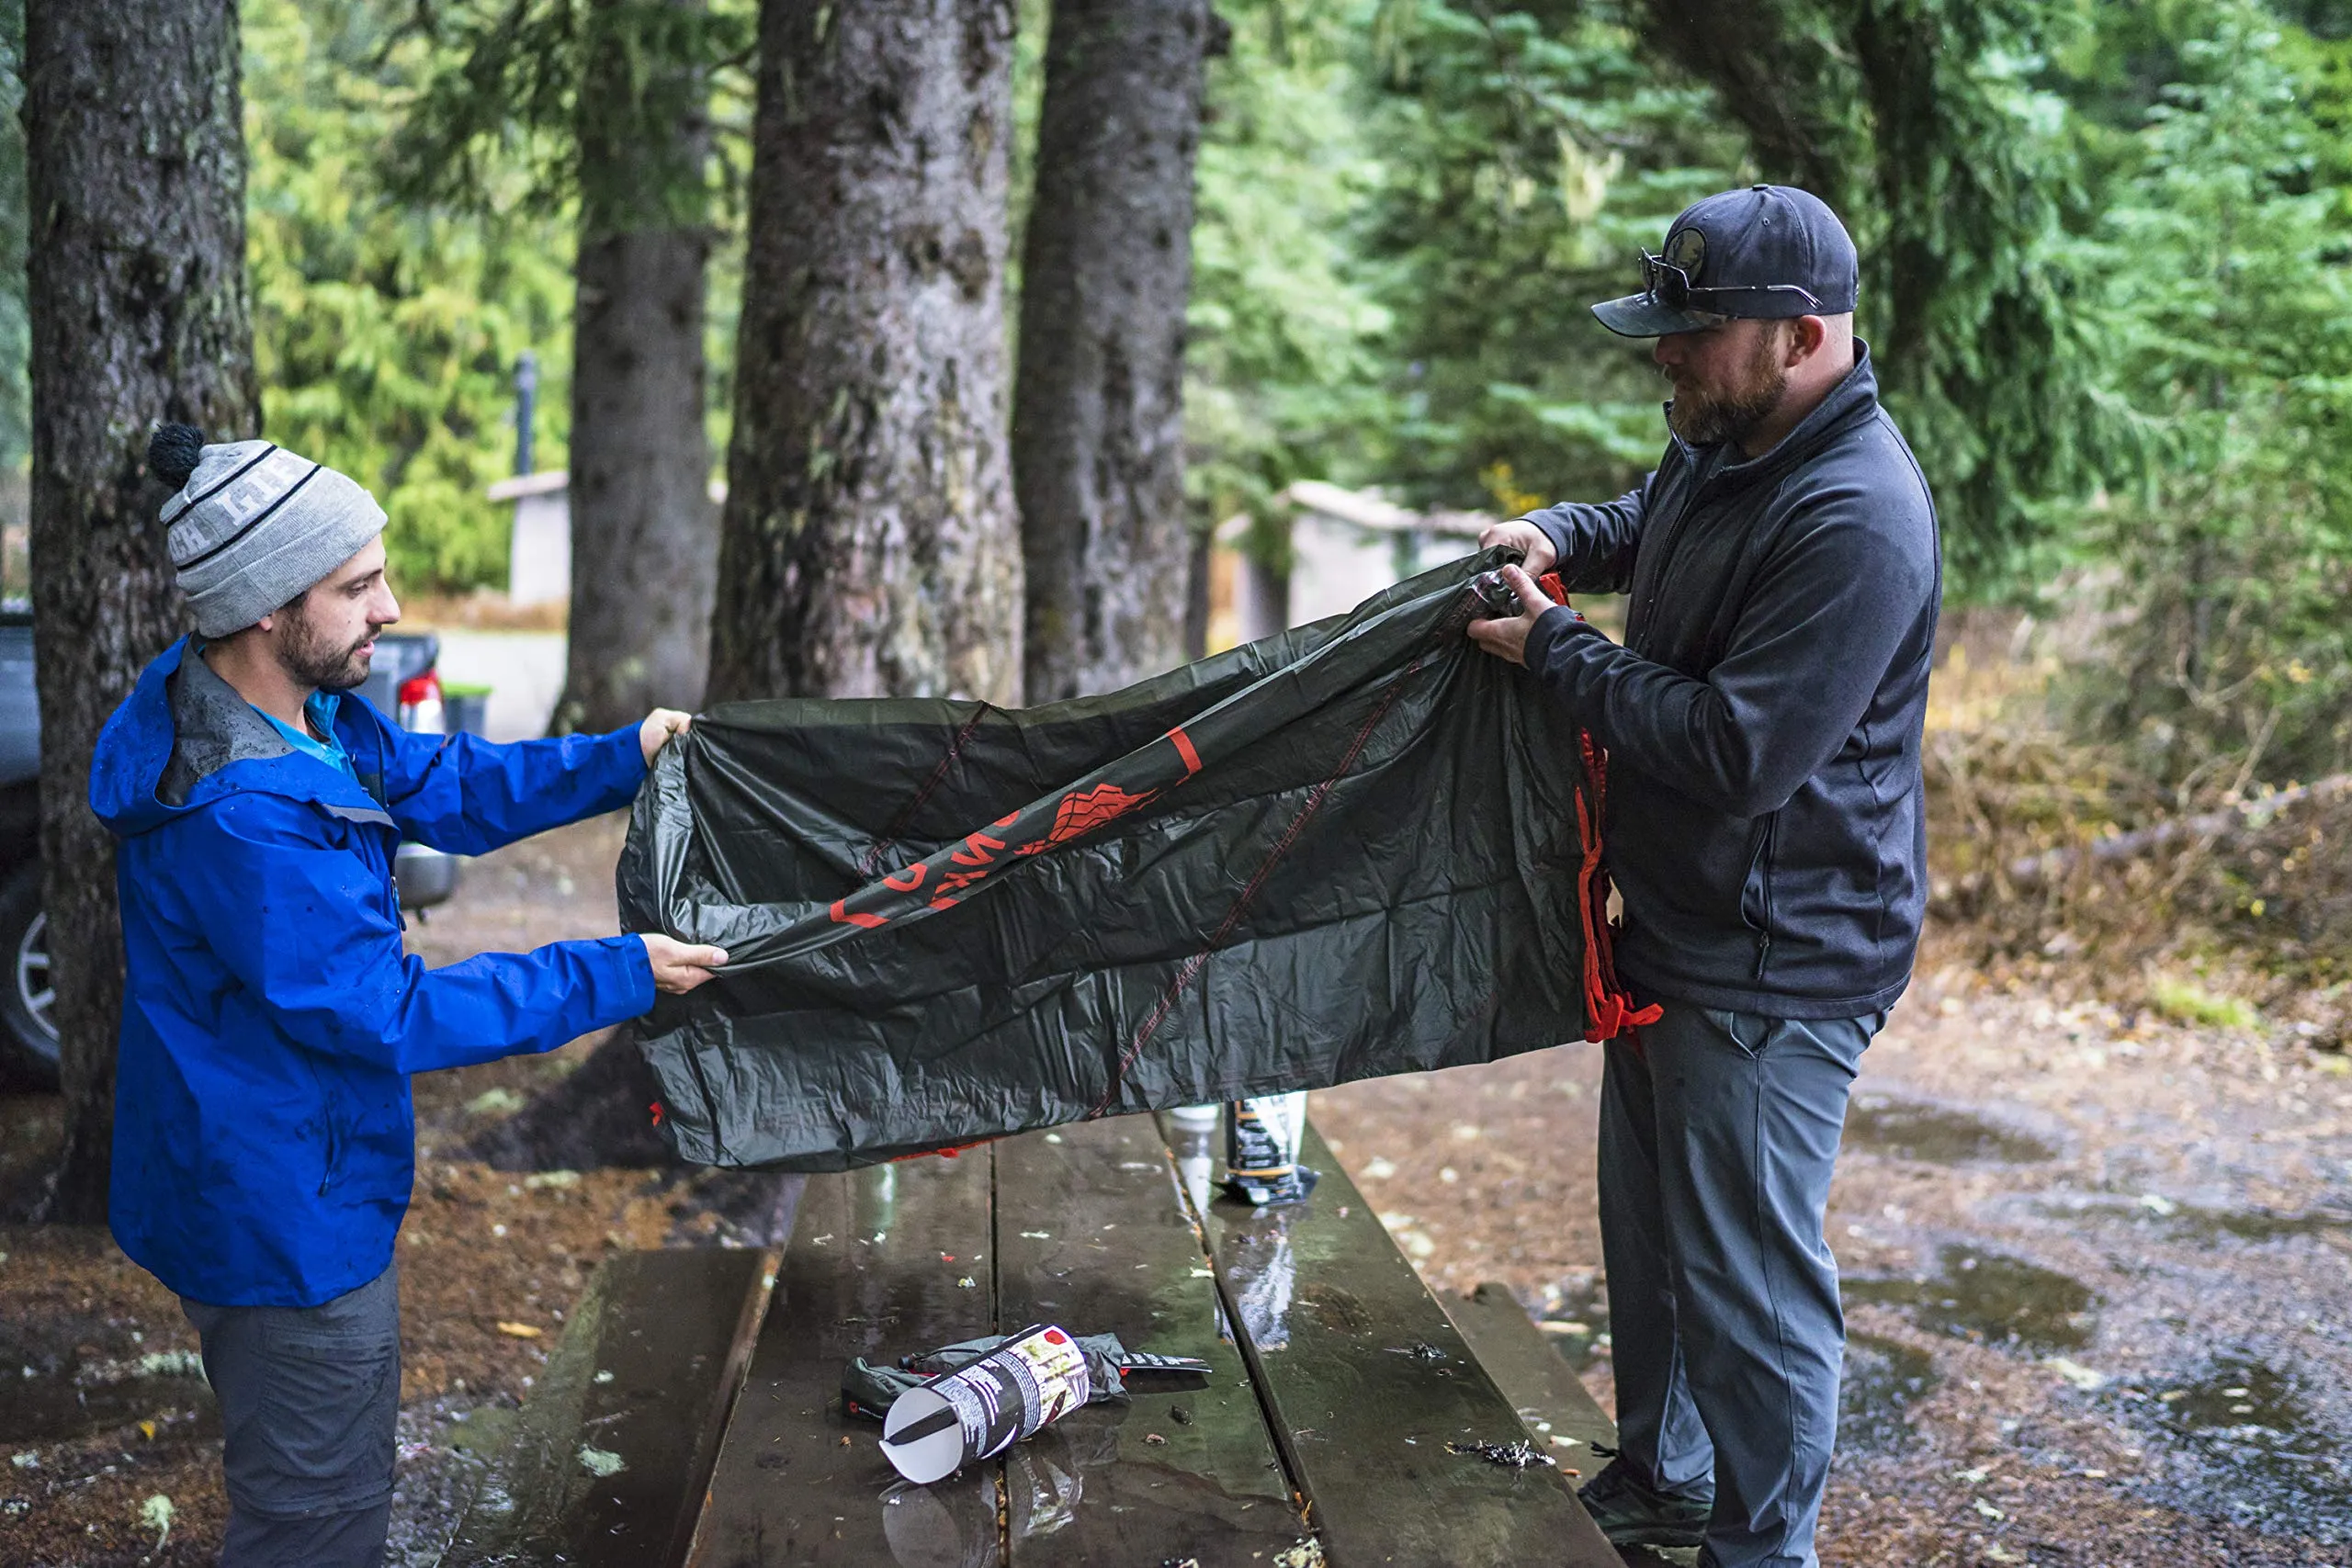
[684,1151,997,1568]
[993,1114,1306,1565]
[439,1247,772,1568]
[1192,1117,1609,1567]
[1435,1279,1620,1476]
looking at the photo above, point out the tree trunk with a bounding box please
[1012,0,1208,701]
[1631,0,1854,206]
[706,0,1023,705]
[551,0,719,735]
[24,0,258,1222]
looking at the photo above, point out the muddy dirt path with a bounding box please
[1315,953,2352,1567]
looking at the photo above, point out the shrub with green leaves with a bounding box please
[245,0,573,593]
[2064,4,2352,793]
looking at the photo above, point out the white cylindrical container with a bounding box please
[879,1324,1094,1484]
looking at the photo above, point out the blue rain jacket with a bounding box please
[91,637,657,1307]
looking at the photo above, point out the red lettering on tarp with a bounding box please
[831,898,888,929]
[936,869,989,896]
[995,812,1020,828]
[884,863,928,892]
[951,831,1006,866]
[1170,726,1202,775]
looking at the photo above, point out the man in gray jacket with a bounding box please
[1470,186,1940,1568]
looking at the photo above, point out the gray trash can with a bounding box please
[443,683,492,739]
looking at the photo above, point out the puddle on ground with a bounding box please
[2038,1192,2352,1245]
[1846,1246,2096,1353]
[1838,1332,1939,1452]
[2170,1205,2352,1243]
[1844,1094,2055,1165]
[2132,1351,2352,1543]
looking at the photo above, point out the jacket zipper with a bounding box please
[1635,449,1717,651]
[1751,813,1779,983]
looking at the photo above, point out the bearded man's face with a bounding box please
[1657,318,1793,447]
[267,536,399,692]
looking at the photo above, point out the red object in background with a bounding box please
[397,670,444,708]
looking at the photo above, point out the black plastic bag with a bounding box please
[619,549,1653,1169]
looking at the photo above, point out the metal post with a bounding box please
[514,350,538,477]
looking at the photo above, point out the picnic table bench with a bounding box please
[440,1111,1624,1568]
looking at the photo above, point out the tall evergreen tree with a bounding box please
[1012,0,1212,700]
[556,0,720,731]
[705,0,1022,705]
[25,0,260,1221]
[392,0,733,730]
[1635,0,2112,590]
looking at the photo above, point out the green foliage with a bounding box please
[245,0,574,592]
[1834,0,2118,594]
[384,0,753,491]
[0,0,2328,802]
[2064,2,2352,791]
[2149,972,2261,1030]
[1355,0,1746,513]
[1617,0,2123,593]
[383,0,752,234]
[1186,0,1396,535]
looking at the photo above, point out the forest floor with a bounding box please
[3,807,2349,1566]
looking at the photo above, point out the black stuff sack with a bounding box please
[618,549,1657,1169]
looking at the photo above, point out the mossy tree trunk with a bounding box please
[24,0,260,1221]
[552,0,720,735]
[706,0,1022,705]
[1012,0,1211,702]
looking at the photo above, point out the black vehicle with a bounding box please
[0,610,463,1086]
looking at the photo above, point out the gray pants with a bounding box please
[1599,1005,1883,1568]
[181,1262,401,1568]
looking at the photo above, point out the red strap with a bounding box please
[1573,731,1663,1043]
[892,1141,992,1163]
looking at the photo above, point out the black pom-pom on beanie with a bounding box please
[147,423,206,491]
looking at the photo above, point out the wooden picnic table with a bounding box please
[442,1111,1623,1568]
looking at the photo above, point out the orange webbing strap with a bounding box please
[894,1141,991,1163]
[1575,730,1662,1043]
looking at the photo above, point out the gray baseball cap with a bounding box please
[1592,185,1860,338]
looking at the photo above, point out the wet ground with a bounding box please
[1315,956,2352,1566]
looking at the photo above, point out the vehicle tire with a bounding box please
[0,859,59,1089]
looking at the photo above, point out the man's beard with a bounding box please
[277,604,376,692]
[1665,327,1790,447]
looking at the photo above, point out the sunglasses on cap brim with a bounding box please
[1638,250,1826,315]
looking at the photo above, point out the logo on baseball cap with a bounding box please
[1591,185,1859,338]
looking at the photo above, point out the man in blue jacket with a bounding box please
[90,425,729,1568]
[1469,188,1941,1568]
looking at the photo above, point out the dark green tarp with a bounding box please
[619,550,1652,1170]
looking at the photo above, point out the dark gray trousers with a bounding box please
[181,1262,401,1568]
[1600,1005,1883,1568]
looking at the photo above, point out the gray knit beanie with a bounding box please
[147,423,388,638]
